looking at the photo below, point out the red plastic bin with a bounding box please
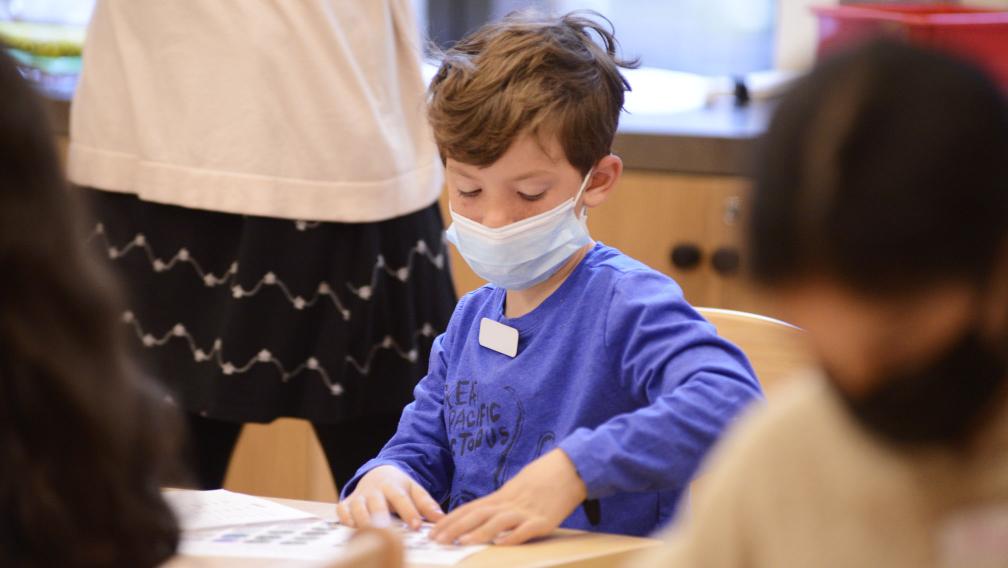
[812,5,1008,92]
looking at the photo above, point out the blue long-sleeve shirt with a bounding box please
[343,244,762,536]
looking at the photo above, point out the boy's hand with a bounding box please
[429,449,587,546]
[336,465,445,529]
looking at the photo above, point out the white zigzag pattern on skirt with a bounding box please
[293,220,322,231]
[122,311,439,393]
[87,224,447,321]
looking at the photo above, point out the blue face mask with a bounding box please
[445,171,593,290]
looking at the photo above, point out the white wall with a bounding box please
[775,0,837,71]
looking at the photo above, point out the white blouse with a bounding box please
[68,0,442,223]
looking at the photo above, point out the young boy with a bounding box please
[337,11,762,544]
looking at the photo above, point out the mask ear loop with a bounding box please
[574,168,594,221]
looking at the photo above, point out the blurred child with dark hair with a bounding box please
[0,51,181,567]
[631,40,1008,568]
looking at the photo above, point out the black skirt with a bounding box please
[81,187,457,424]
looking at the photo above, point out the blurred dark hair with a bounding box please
[750,40,1008,293]
[0,52,182,566]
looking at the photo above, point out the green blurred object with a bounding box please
[7,48,80,74]
[0,20,83,56]
[0,21,86,99]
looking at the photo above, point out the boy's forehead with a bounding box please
[447,131,571,179]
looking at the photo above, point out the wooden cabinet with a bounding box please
[440,169,779,318]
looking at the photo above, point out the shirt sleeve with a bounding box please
[340,331,454,501]
[624,413,759,568]
[557,270,763,499]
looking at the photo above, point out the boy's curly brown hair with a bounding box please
[428,10,638,175]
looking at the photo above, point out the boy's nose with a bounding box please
[481,210,513,229]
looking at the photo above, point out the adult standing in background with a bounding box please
[69,0,457,490]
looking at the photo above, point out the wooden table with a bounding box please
[166,496,660,568]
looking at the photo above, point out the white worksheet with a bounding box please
[179,518,486,565]
[164,489,318,530]
[167,489,487,565]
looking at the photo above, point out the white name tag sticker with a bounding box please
[478,318,519,358]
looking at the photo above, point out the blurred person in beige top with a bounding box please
[630,41,1008,568]
[69,0,457,491]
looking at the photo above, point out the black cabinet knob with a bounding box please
[670,243,703,270]
[711,247,741,276]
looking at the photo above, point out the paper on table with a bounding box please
[163,489,318,531]
[178,518,487,566]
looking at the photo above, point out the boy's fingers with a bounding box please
[409,482,445,522]
[431,499,476,536]
[385,486,422,529]
[365,492,392,528]
[494,518,550,546]
[430,505,461,539]
[433,505,498,545]
[431,494,487,534]
[335,501,355,527]
[459,511,523,545]
[350,495,374,527]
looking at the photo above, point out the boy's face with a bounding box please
[446,132,619,228]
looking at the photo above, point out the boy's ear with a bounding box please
[582,154,622,209]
